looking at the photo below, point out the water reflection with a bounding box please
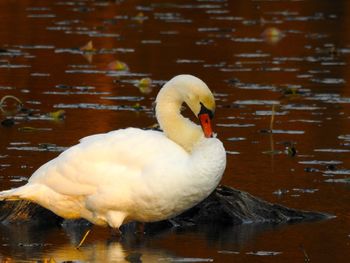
[0,221,289,262]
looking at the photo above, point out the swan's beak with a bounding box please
[198,103,214,138]
[199,113,213,138]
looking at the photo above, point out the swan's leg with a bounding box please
[76,229,91,249]
[106,211,126,240]
[110,227,121,237]
[135,222,145,234]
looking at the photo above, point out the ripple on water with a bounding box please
[65,69,105,74]
[53,103,146,111]
[234,53,270,58]
[324,170,350,176]
[217,123,255,128]
[217,250,240,254]
[7,145,68,152]
[55,47,134,55]
[0,86,13,90]
[306,94,350,104]
[310,78,346,85]
[176,59,205,64]
[255,111,288,116]
[234,83,277,91]
[9,176,28,182]
[269,130,305,135]
[0,64,31,68]
[159,257,213,262]
[246,251,282,256]
[234,100,280,105]
[227,137,246,141]
[338,135,350,141]
[43,91,110,95]
[314,149,350,153]
[298,160,343,165]
[14,45,55,49]
[100,96,144,102]
[325,178,350,184]
[231,37,264,43]
[226,151,240,155]
[281,104,325,111]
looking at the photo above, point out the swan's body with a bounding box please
[0,74,226,229]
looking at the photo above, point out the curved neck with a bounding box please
[156,85,203,152]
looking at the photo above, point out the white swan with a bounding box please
[0,74,226,232]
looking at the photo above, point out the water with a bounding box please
[1,0,350,262]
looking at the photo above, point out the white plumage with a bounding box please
[0,74,226,230]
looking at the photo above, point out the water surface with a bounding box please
[1,0,350,262]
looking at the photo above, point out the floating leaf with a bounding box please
[48,110,65,120]
[80,40,95,52]
[1,118,15,127]
[134,12,147,23]
[262,27,283,44]
[137,77,153,94]
[83,53,93,63]
[285,143,297,157]
[107,60,129,71]
[139,77,152,87]
[131,103,143,110]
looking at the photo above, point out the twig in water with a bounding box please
[0,95,23,113]
[299,244,311,262]
[76,229,91,249]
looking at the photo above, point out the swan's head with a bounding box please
[169,74,216,138]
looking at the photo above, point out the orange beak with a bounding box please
[199,113,213,138]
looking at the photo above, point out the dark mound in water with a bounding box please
[0,185,332,230]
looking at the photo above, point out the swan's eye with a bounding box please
[198,102,214,119]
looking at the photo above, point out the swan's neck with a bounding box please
[156,86,203,152]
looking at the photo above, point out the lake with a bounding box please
[0,0,350,262]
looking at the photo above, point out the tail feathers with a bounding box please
[0,188,22,201]
[0,185,36,201]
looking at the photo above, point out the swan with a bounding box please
[0,74,226,239]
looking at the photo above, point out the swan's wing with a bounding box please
[29,128,188,197]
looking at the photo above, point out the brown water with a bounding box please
[0,0,350,262]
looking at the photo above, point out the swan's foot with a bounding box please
[76,229,91,250]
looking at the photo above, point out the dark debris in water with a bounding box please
[1,118,15,127]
